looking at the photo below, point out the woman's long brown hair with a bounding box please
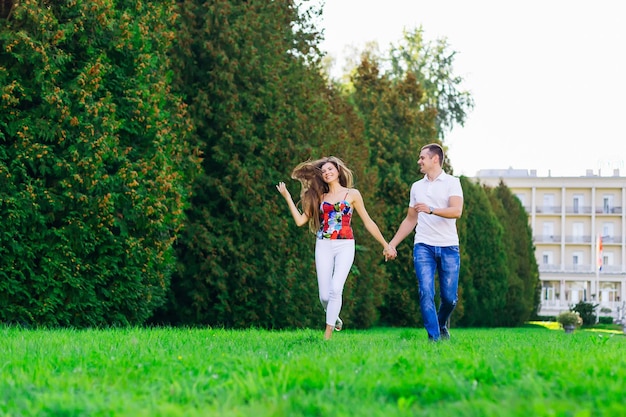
[291,156,354,233]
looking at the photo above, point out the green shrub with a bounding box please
[557,310,583,328]
[571,301,598,326]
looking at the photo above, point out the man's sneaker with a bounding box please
[334,317,343,331]
[440,327,451,340]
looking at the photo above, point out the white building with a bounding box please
[475,168,626,322]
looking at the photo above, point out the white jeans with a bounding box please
[315,239,355,326]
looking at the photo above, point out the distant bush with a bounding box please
[571,301,598,325]
[598,316,613,325]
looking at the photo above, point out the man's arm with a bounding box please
[414,195,463,219]
[388,206,419,251]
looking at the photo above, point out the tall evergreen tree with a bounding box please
[163,0,388,328]
[485,187,527,326]
[349,55,436,326]
[0,0,195,326]
[348,29,473,326]
[487,181,541,323]
[456,177,509,326]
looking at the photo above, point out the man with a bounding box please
[387,143,464,341]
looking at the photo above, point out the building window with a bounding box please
[572,222,584,243]
[602,222,614,241]
[599,283,617,303]
[572,252,583,271]
[543,286,554,301]
[568,285,585,303]
[543,193,555,213]
[603,196,613,214]
[542,251,554,268]
[543,222,554,242]
[573,195,583,214]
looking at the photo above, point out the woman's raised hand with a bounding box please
[276,181,291,199]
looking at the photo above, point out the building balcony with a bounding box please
[541,299,565,308]
[534,235,623,245]
[600,265,625,273]
[601,235,623,244]
[563,264,595,272]
[539,264,562,272]
[595,206,623,215]
[538,264,594,273]
[538,264,624,274]
[541,300,623,315]
[535,206,562,214]
[565,206,593,214]
[534,206,623,215]
[534,235,562,243]
[564,235,592,243]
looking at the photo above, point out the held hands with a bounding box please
[383,245,397,261]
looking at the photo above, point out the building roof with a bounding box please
[475,168,623,179]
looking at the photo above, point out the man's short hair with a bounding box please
[422,143,445,167]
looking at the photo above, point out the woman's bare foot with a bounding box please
[324,324,333,340]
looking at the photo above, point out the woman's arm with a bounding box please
[276,182,309,227]
[350,189,389,249]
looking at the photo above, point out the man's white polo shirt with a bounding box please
[409,171,463,247]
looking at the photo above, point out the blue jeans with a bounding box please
[413,243,460,340]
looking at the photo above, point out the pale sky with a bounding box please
[311,0,626,177]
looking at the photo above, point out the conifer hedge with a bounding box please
[487,182,541,324]
[1,0,541,330]
[456,178,509,326]
[160,0,391,329]
[349,57,438,327]
[0,0,196,326]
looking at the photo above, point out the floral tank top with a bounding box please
[316,192,354,240]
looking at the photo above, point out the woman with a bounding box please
[276,156,395,340]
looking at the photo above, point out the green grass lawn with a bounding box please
[1,325,625,416]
